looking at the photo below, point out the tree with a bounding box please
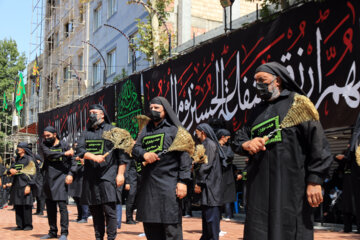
[0,39,26,160]
[128,0,173,64]
[259,0,322,18]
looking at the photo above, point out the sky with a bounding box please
[0,0,34,62]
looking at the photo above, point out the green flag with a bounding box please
[2,92,7,111]
[15,72,26,112]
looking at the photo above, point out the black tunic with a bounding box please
[132,119,192,224]
[8,155,34,206]
[40,140,76,201]
[195,138,223,207]
[221,145,236,203]
[33,154,45,198]
[76,122,130,205]
[125,160,137,188]
[68,157,84,198]
[232,90,333,240]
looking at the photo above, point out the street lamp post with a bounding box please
[220,0,235,32]
[81,40,107,86]
[103,24,137,73]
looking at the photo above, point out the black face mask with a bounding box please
[15,149,20,156]
[89,113,99,126]
[44,137,56,146]
[150,110,162,122]
[256,82,273,101]
[194,136,202,145]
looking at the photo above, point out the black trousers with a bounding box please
[125,185,137,221]
[89,203,117,240]
[200,206,221,240]
[74,197,83,221]
[3,188,9,206]
[352,174,360,231]
[143,222,183,240]
[15,205,32,229]
[36,196,45,213]
[46,199,68,236]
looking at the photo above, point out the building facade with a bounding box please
[41,0,90,111]
[88,0,148,92]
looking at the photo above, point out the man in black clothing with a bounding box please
[1,165,11,209]
[40,126,76,240]
[0,159,4,208]
[194,123,224,240]
[124,158,137,224]
[33,153,45,215]
[231,62,333,240]
[8,142,35,231]
[216,129,236,221]
[76,104,129,240]
[339,112,360,233]
[69,142,89,223]
[132,96,192,240]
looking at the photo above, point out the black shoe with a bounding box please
[126,220,136,224]
[58,235,67,240]
[12,226,23,231]
[23,226,33,231]
[40,234,57,239]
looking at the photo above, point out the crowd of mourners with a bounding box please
[0,62,359,240]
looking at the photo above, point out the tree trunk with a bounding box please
[150,0,161,64]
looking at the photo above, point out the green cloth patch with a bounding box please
[142,133,165,153]
[14,164,23,175]
[49,148,63,161]
[86,140,105,155]
[251,116,282,144]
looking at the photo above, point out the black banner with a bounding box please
[115,75,143,139]
[143,0,360,133]
[38,85,115,144]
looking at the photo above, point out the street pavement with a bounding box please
[0,205,360,240]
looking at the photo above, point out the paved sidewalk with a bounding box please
[0,205,360,239]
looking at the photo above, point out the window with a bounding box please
[107,49,116,75]
[54,32,59,47]
[30,109,34,123]
[128,32,141,65]
[64,21,73,38]
[94,6,101,31]
[93,61,101,85]
[78,53,83,71]
[47,76,53,98]
[63,65,71,82]
[47,34,54,53]
[107,0,117,18]
[31,80,36,95]
[54,73,58,87]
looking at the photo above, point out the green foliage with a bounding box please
[259,0,325,19]
[113,68,129,82]
[132,17,154,62]
[128,0,173,63]
[0,39,26,155]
